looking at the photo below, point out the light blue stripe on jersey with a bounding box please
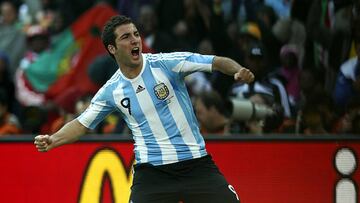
[122,79,163,165]
[151,68,205,159]
[112,82,144,164]
[142,66,192,161]
[175,79,206,154]
[153,65,206,156]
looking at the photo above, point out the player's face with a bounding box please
[110,23,142,69]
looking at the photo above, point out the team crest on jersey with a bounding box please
[154,83,169,100]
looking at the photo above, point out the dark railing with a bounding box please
[1,134,360,142]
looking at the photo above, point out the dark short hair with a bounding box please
[198,91,231,118]
[101,15,134,58]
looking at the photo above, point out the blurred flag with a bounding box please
[23,3,117,110]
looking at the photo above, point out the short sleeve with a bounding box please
[77,87,115,129]
[180,53,214,73]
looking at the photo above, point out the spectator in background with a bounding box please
[300,91,336,135]
[235,0,265,23]
[18,0,42,25]
[0,52,15,113]
[195,90,231,135]
[14,25,50,134]
[233,93,286,135]
[256,5,282,69]
[333,21,360,109]
[271,1,306,67]
[15,25,50,107]
[156,0,211,51]
[232,42,292,118]
[117,0,155,22]
[210,21,261,97]
[55,0,98,29]
[242,93,271,135]
[0,89,21,135]
[0,0,26,79]
[275,44,301,109]
[301,106,328,135]
[237,22,262,56]
[295,67,329,134]
[137,4,174,53]
[3,0,359,136]
[298,68,325,108]
[306,0,354,93]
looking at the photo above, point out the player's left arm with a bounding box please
[212,56,254,83]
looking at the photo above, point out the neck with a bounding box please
[118,59,143,79]
[120,65,142,79]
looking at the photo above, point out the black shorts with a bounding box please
[129,155,240,203]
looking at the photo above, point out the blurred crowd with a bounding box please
[0,0,360,137]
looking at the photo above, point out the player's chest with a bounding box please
[114,73,176,118]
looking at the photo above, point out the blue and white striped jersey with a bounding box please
[77,52,214,166]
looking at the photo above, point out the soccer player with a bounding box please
[34,15,254,203]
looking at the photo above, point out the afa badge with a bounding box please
[154,83,169,100]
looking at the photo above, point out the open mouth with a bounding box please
[131,47,140,58]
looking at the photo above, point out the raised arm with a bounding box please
[34,119,88,152]
[212,56,254,83]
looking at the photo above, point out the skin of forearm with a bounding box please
[49,119,87,150]
[212,56,244,76]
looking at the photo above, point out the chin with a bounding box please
[129,61,141,69]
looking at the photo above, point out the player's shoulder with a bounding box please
[92,70,122,101]
[101,69,122,90]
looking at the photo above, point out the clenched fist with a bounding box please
[34,135,52,152]
[234,68,254,83]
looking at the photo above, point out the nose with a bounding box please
[130,35,140,45]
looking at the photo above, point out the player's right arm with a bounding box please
[34,119,87,152]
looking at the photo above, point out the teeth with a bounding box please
[132,47,139,51]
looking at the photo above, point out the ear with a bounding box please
[107,45,116,54]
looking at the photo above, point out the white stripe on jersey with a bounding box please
[147,52,191,62]
[172,61,212,73]
[152,68,202,159]
[132,78,179,164]
[78,100,107,128]
[113,84,148,163]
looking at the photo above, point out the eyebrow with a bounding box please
[119,33,130,39]
[119,30,139,39]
